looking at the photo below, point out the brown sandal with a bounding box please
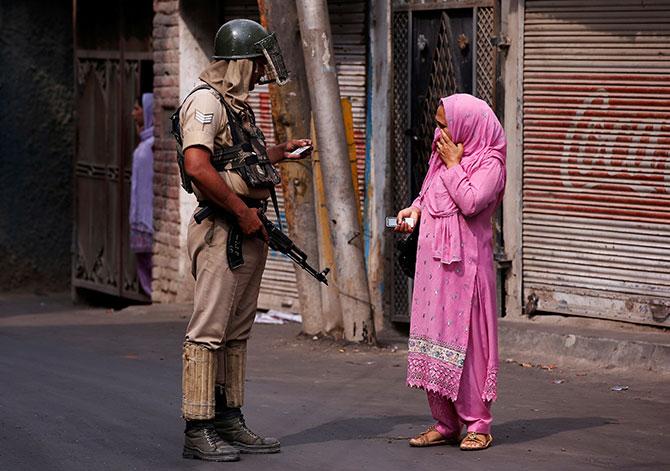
[460,432,493,451]
[409,425,460,447]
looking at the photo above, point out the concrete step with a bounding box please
[499,317,670,376]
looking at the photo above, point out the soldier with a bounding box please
[172,19,311,462]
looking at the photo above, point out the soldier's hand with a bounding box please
[237,207,269,242]
[283,139,312,160]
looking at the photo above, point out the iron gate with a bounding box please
[72,0,153,301]
[390,1,500,322]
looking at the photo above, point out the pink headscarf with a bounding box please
[418,94,506,264]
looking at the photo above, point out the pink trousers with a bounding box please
[426,287,492,435]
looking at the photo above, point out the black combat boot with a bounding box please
[183,420,241,462]
[214,386,281,454]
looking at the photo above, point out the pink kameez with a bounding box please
[406,94,506,435]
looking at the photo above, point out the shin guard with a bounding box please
[182,342,217,420]
[223,340,247,408]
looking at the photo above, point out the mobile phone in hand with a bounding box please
[289,145,313,157]
[386,217,415,228]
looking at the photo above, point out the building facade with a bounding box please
[64,0,670,330]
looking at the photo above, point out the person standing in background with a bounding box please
[130,92,154,296]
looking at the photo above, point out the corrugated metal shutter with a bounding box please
[330,0,368,208]
[223,1,369,313]
[249,86,302,311]
[522,0,670,326]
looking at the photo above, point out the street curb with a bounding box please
[499,319,670,376]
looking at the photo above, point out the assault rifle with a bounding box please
[194,204,330,285]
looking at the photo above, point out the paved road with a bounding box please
[0,294,668,470]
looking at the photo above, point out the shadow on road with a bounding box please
[282,415,616,448]
[281,415,428,446]
[494,416,615,445]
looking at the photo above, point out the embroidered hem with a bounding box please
[406,353,463,401]
[408,336,465,368]
[407,354,499,403]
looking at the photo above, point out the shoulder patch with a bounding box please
[195,110,214,125]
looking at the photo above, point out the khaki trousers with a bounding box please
[185,214,267,402]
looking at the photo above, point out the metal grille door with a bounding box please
[391,10,412,322]
[522,0,670,326]
[390,3,498,322]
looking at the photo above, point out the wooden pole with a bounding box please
[296,0,375,343]
[342,98,363,229]
[258,0,323,334]
[310,101,362,337]
[311,117,343,337]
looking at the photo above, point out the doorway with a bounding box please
[390,2,500,322]
[72,0,154,301]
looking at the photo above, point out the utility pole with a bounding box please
[295,0,375,343]
[312,117,344,337]
[257,0,323,335]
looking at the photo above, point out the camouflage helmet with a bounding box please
[213,19,288,85]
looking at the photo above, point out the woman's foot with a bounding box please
[460,432,493,451]
[409,425,460,447]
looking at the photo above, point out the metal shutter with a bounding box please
[522,0,670,326]
[330,0,368,208]
[249,85,302,311]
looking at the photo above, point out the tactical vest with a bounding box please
[171,84,283,228]
[171,84,281,194]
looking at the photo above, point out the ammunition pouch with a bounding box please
[210,145,280,189]
[219,100,281,189]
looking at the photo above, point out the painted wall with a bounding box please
[0,0,74,291]
[151,0,217,303]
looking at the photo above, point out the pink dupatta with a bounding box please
[414,95,506,264]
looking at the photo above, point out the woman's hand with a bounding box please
[436,128,464,169]
[283,138,312,160]
[394,206,421,233]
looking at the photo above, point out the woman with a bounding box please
[130,93,154,296]
[396,94,506,451]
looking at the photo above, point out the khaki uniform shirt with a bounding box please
[179,87,270,200]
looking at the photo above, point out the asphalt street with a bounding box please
[0,294,668,471]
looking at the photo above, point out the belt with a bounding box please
[197,197,266,212]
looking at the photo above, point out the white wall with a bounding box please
[175,3,218,301]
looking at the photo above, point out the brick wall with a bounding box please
[152,0,181,302]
